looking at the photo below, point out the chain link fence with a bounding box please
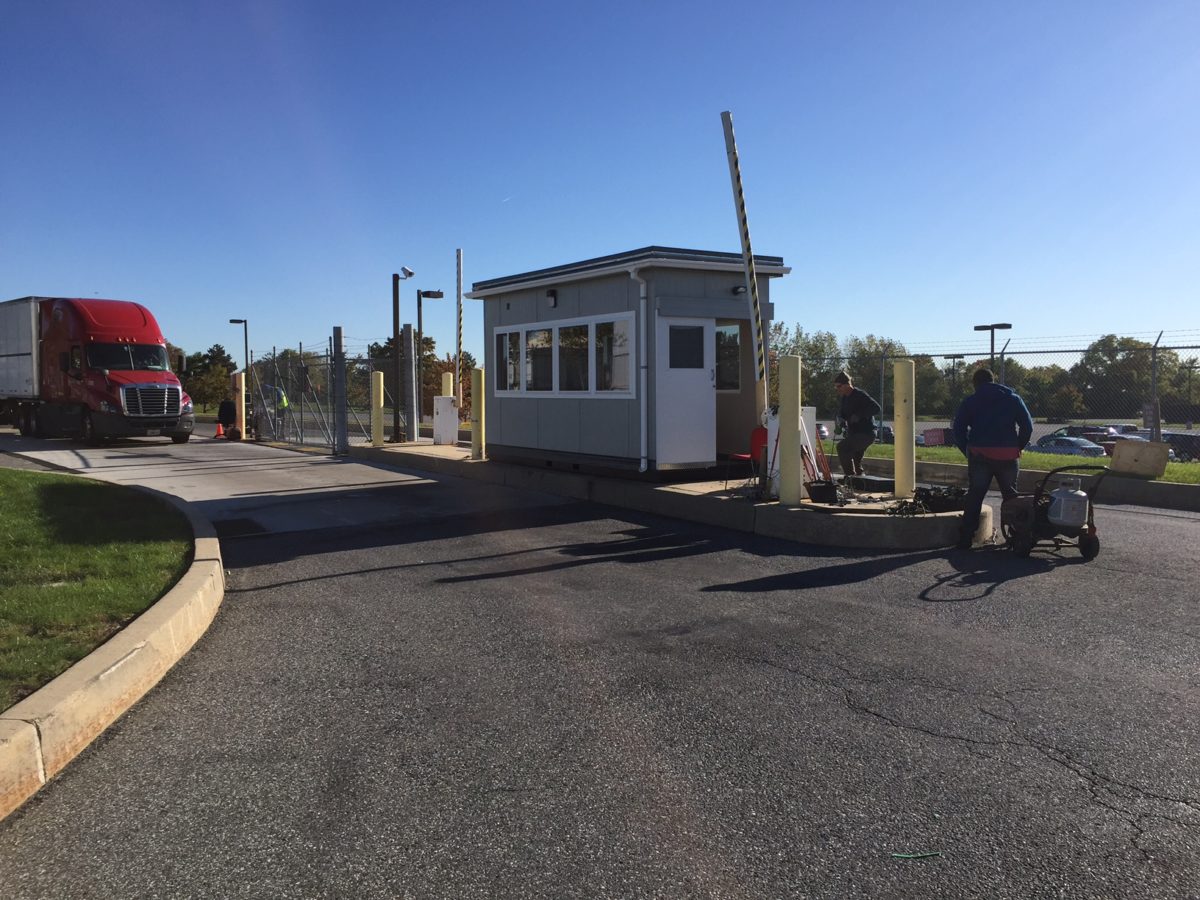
[243,346,407,449]
[777,344,1200,427]
[238,330,1198,459]
[242,342,466,450]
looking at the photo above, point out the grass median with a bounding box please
[0,470,192,710]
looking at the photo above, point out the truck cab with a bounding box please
[3,297,195,444]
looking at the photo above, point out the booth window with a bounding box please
[493,314,633,396]
[559,324,589,391]
[596,320,630,391]
[669,325,704,369]
[525,328,553,391]
[495,332,520,392]
[715,322,740,390]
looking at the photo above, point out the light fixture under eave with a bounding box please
[732,285,747,295]
[546,289,557,307]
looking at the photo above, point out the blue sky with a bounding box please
[3,1,1198,368]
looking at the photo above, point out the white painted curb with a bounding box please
[0,485,224,822]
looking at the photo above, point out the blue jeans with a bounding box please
[961,454,1020,538]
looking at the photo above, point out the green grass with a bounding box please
[821,442,1200,485]
[0,471,192,709]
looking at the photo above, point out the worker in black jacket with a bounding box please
[833,371,881,479]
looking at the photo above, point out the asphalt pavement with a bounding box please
[1,430,1198,898]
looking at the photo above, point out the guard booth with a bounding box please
[466,246,789,473]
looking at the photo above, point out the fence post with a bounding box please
[333,327,348,455]
[1151,331,1162,441]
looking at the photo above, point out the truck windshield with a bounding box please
[86,343,169,372]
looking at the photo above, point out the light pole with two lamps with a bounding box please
[973,322,1011,370]
[391,268,414,441]
[228,318,249,376]
[228,318,250,437]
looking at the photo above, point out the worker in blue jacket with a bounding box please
[952,367,1034,549]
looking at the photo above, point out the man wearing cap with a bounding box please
[833,371,881,480]
[952,367,1033,550]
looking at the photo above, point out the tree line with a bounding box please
[770,325,1200,422]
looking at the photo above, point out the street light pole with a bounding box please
[391,267,414,442]
[974,322,1012,369]
[416,289,444,423]
[228,319,249,375]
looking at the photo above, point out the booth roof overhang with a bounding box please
[465,246,790,299]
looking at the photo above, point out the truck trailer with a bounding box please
[0,297,195,444]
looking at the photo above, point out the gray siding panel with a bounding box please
[494,396,539,448]
[579,400,639,459]
[537,398,582,453]
[658,297,775,320]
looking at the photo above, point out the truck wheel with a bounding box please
[80,412,101,446]
[170,433,190,444]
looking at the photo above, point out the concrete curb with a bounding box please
[349,445,988,551]
[0,484,224,822]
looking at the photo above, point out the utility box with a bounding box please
[1110,439,1169,479]
[433,396,458,445]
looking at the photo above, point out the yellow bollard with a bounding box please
[779,356,803,505]
[371,371,384,447]
[442,371,453,398]
[893,359,915,498]
[471,367,485,460]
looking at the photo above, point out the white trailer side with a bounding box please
[0,298,41,400]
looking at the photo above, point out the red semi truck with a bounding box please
[0,296,195,444]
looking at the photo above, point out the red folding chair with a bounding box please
[725,426,769,489]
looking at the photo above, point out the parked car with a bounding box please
[1049,425,1119,441]
[1162,431,1200,462]
[877,424,895,444]
[915,433,926,446]
[1034,435,1107,457]
[816,423,829,440]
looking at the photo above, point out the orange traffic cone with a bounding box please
[215,422,225,438]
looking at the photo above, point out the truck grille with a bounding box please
[123,385,182,417]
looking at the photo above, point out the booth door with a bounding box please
[655,318,715,467]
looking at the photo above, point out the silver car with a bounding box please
[1034,436,1107,457]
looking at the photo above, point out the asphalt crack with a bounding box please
[737,651,1200,860]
